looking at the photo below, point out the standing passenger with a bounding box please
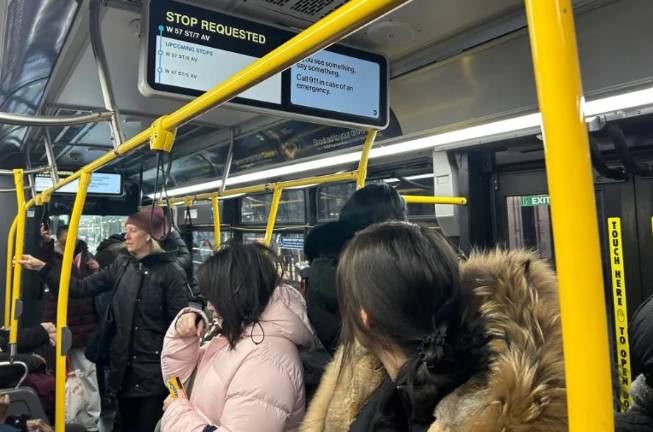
[305,184,407,354]
[19,207,190,432]
[160,243,314,431]
[36,226,101,431]
[302,184,407,399]
[302,222,567,432]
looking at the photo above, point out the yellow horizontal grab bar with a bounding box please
[25,0,412,209]
[166,171,360,206]
[402,195,468,206]
[160,3,410,131]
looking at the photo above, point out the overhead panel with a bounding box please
[53,6,259,130]
[140,0,389,129]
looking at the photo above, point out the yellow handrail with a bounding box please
[357,129,377,189]
[4,217,16,329]
[402,195,467,206]
[21,2,413,429]
[24,0,411,212]
[211,194,221,250]
[54,170,92,432]
[9,170,26,355]
[166,171,360,206]
[525,0,613,430]
[264,186,284,246]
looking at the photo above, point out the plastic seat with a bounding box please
[0,361,48,421]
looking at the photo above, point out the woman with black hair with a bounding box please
[160,243,315,431]
[305,183,407,355]
[302,184,407,401]
[302,222,567,431]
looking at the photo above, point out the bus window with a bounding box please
[317,183,355,222]
[241,190,306,225]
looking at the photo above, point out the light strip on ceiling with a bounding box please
[384,173,435,183]
[165,86,653,197]
[584,86,653,116]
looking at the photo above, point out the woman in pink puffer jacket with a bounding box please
[160,243,315,432]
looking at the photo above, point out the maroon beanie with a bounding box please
[125,206,165,239]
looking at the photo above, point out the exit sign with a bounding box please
[520,195,550,207]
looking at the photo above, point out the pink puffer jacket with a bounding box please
[160,284,315,432]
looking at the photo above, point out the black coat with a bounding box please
[162,230,192,280]
[301,221,356,403]
[304,221,356,354]
[39,251,189,398]
[615,375,653,432]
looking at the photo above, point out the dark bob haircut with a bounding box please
[339,183,407,232]
[197,242,282,348]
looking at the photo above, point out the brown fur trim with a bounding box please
[302,249,567,432]
[301,344,384,432]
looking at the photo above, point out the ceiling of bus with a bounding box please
[28,0,526,170]
[0,0,611,186]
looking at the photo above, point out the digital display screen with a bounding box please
[291,50,381,119]
[35,172,123,195]
[154,35,282,104]
[141,0,388,129]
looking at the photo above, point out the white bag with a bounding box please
[65,369,86,424]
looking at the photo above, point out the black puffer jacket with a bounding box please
[162,230,192,280]
[304,220,356,355]
[39,251,190,398]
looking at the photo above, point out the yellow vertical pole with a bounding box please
[264,186,283,246]
[524,1,613,430]
[4,217,17,329]
[211,194,221,249]
[356,129,377,189]
[9,170,26,356]
[55,170,92,432]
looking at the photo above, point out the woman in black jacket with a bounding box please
[301,184,407,401]
[19,207,190,432]
[305,184,407,355]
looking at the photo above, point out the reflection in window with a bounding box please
[49,215,127,254]
[191,230,232,272]
[317,182,355,222]
[506,196,554,261]
[241,190,306,224]
[242,232,305,288]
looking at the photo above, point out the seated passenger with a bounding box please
[302,222,567,432]
[0,394,53,432]
[0,324,55,388]
[616,294,653,432]
[160,243,314,432]
[19,206,190,432]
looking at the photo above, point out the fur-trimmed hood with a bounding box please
[301,249,567,432]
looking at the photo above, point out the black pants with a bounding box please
[117,394,166,432]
